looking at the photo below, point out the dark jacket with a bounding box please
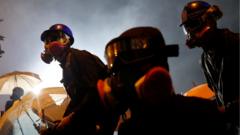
[59,48,110,135]
[61,48,107,114]
[201,28,239,134]
[201,28,239,106]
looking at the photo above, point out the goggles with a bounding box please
[182,19,203,35]
[43,31,70,44]
[105,37,151,69]
[105,37,178,69]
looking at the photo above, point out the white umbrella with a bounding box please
[0,93,40,135]
[0,87,70,135]
[31,87,70,123]
[0,71,41,95]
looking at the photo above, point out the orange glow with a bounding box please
[184,83,215,99]
[191,2,198,8]
[56,24,62,30]
[97,79,112,104]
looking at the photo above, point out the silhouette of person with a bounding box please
[5,87,24,111]
[101,27,225,135]
[40,24,111,135]
[180,1,239,134]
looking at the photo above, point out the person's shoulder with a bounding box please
[219,28,239,38]
[70,48,87,54]
[6,100,13,105]
[220,28,238,34]
[69,48,93,58]
[219,28,239,50]
[70,48,105,65]
[5,100,13,109]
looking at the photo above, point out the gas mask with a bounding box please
[184,24,211,48]
[180,2,222,48]
[41,31,70,64]
[41,50,53,64]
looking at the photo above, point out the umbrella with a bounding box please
[184,83,215,100]
[0,71,41,95]
[0,87,70,135]
[0,92,40,135]
[31,87,70,123]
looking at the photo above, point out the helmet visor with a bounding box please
[105,37,151,69]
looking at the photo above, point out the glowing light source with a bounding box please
[191,2,198,8]
[32,82,47,95]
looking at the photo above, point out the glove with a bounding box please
[55,112,74,131]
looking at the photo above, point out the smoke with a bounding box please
[0,0,238,92]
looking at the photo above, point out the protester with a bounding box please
[40,24,112,135]
[5,87,24,111]
[100,26,225,134]
[180,1,239,134]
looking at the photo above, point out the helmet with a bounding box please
[105,27,178,73]
[180,1,222,48]
[41,24,74,45]
[40,24,74,64]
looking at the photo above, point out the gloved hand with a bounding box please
[55,112,74,131]
[40,113,73,135]
[39,123,55,135]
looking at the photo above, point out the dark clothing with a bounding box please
[201,28,239,106]
[58,48,111,135]
[60,48,107,115]
[5,100,14,111]
[201,29,239,134]
[116,67,225,135]
[119,95,225,135]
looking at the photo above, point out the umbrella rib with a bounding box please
[17,118,25,135]
[18,75,35,88]
[0,71,41,92]
[14,75,18,86]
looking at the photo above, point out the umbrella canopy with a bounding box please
[0,93,40,135]
[31,87,70,123]
[0,87,70,135]
[184,83,215,100]
[0,71,41,95]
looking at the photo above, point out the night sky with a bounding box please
[0,0,239,93]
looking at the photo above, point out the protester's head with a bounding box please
[105,27,178,87]
[180,1,222,48]
[11,87,24,100]
[40,24,74,63]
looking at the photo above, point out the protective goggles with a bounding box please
[105,37,152,68]
[43,31,70,44]
[105,37,178,69]
[181,19,203,35]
